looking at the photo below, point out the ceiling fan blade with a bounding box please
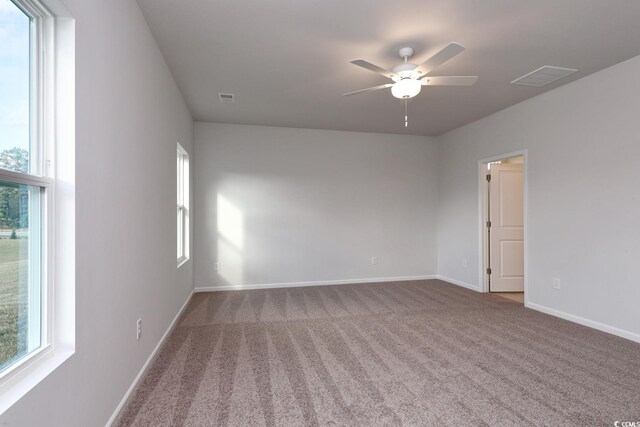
[414,43,466,77]
[421,76,478,86]
[342,83,393,96]
[350,60,397,79]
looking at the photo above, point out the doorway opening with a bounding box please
[479,151,527,305]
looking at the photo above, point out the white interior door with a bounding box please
[489,163,524,292]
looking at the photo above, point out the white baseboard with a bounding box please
[435,275,481,292]
[525,302,640,344]
[105,290,195,427]
[194,275,437,292]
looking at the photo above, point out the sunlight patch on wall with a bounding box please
[217,194,244,249]
[217,193,244,286]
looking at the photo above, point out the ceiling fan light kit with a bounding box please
[344,43,478,126]
[391,78,421,99]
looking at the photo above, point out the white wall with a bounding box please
[0,0,194,425]
[194,123,438,288]
[437,54,640,339]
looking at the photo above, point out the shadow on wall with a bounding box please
[216,193,244,287]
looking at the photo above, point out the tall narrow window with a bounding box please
[0,0,50,375]
[177,143,189,266]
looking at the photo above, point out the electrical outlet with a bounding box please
[462,258,468,268]
[553,278,561,290]
[136,318,142,340]
[214,262,220,271]
[371,256,378,265]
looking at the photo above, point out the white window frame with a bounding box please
[177,143,189,267]
[0,0,75,414]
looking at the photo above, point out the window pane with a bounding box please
[177,206,184,259]
[0,0,31,173]
[0,181,41,372]
[176,151,183,205]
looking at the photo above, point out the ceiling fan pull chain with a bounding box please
[405,99,409,127]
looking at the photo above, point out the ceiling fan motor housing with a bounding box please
[393,63,419,80]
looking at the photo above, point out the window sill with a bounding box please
[0,346,74,414]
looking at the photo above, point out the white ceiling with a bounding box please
[136,0,640,136]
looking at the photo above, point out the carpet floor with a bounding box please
[117,280,640,426]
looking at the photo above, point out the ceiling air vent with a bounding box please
[218,93,235,103]
[511,66,577,87]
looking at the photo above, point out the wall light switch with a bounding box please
[553,278,561,290]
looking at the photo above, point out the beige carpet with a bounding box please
[118,280,640,426]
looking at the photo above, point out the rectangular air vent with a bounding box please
[511,66,577,87]
[218,93,235,103]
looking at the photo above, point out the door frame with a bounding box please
[477,149,529,303]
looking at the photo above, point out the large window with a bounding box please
[0,0,74,412]
[177,143,189,266]
[0,0,50,377]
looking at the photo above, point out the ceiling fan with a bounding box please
[343,43,478,126]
